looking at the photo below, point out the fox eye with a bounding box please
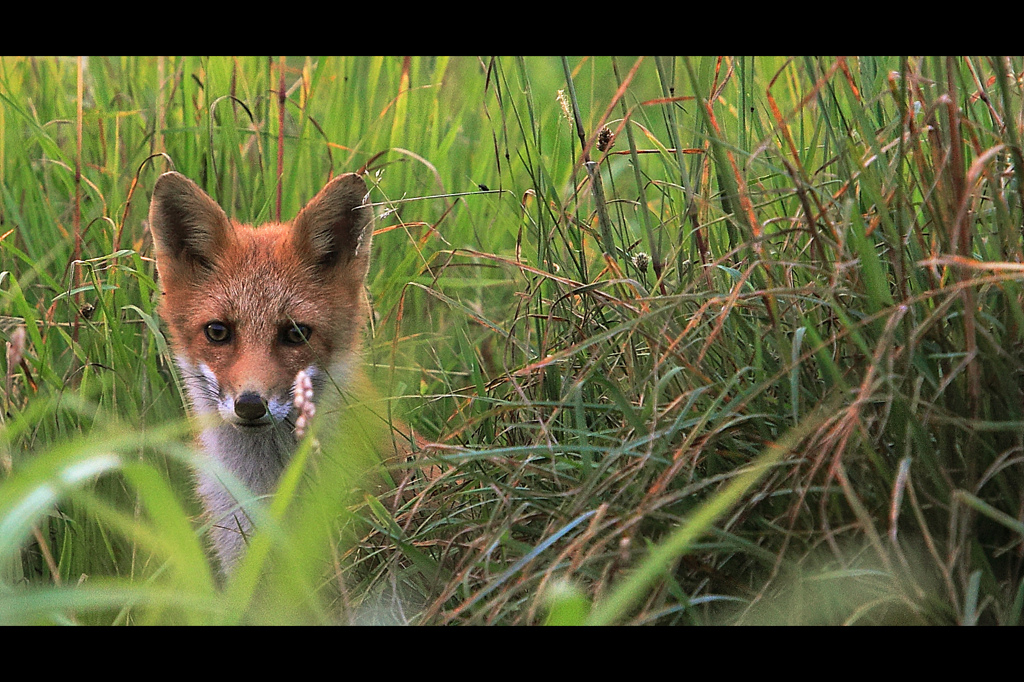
[204,322,231,344]
[281,323,312,346]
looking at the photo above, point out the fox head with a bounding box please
[149,171,374,432]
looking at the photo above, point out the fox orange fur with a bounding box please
[149,171,395,571]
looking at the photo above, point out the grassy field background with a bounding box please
[2,56,1024,624]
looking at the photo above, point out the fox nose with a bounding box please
[234,392,268,421]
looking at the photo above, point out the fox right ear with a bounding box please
[149,172,232,275]
[291,173,374,273]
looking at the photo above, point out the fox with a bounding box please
[149,170,404,572]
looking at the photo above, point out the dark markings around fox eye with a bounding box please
[204,321,231,343]
[281,323,312,346]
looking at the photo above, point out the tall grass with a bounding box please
[1,56,1023,625]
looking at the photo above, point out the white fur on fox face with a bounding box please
[175,356,218,414]
[177,357,318,426]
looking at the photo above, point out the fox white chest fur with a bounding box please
[149,171,374,571]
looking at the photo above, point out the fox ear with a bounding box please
[291,173,374,272]
[149,172,232,276]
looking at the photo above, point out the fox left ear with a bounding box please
[149,171,234,277]
[292,173,374,272]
